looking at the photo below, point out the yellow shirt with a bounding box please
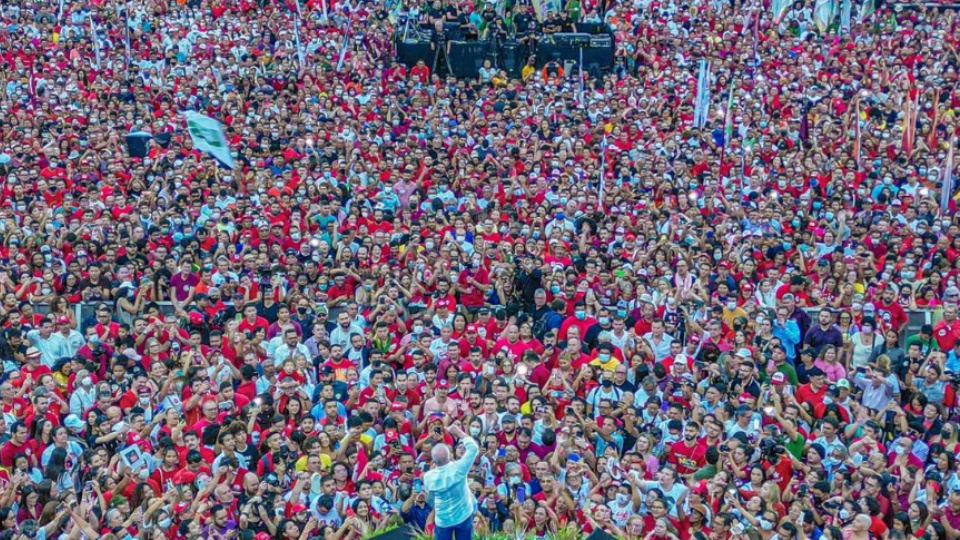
[589,355,621,371]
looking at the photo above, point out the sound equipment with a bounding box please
[396,40,434,69]
[590,34,612,48]
[576,22,610,35]
[500,40,524,79]
[442,22,463,41]
[552,32,592,47]
[536,38,615,73]
[446,40,490,78]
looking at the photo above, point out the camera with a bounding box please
[759,438,785,460]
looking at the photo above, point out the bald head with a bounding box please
[432,443,451,466]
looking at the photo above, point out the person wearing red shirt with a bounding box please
[933,303,960,350]
[0,422,34,468]
[667,423,708,476]
[237,304,270,336]
[457,325,489,358]
[409,60,430,84]
[559,303,598,341]
[456,260,489,314]
[875,287,909,335]
[795,368,828,408]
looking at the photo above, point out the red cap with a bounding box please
[771,372,786,386]
[57,316,71,325]
[390,402,406,411]
[384,429,399,442]
[739,392,754,402]
[466,325,478,334]
[436,299,451,309]
[290,504,308,514]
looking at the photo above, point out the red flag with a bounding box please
[352,441,368,483]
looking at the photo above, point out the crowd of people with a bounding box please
[1,0,960,540]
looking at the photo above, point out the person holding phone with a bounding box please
[423,422,479,540]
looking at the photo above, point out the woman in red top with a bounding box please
[643,517,681,540]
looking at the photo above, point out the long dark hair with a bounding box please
[43,448,69,483]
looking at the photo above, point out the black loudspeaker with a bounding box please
[536,40,614,73]
[576,22,610,35]
[396,40,434,69]
[500,40,524,79]
[585,529,620,540]
[365,525,416,540]
[447,40,489,78]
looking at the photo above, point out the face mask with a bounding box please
[508,475,521,486]
[551,285,561,294]
[425,241,435,250]
[839,509,850,520]
[598,353,611,362]
[759,520,774,531]
[601,378,613,387]
[783,242,792,250]
[158,518,172,529]
[901,271,915,280]
[470,427,481,437]
[825,212,834,221]
[726,302,737,311]
[89,335,100,344]
[81,376,92,387]
[823,396,834,405]
[575,310,586,320]
[138,468,150,480]
[615,493,630,504]
[599,317,610,325]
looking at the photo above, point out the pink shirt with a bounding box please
[814,359,846,383]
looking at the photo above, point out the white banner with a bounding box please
[183,111,235,169]
[814,0,836,33]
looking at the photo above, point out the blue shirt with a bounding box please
[423,437,479,528]
[771,319,801,360]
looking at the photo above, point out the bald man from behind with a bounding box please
[423,421,479,540]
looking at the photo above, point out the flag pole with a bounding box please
[942,137,955,212]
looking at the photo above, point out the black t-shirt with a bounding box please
[515,13,533,33]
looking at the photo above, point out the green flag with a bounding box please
[183,111,235,169]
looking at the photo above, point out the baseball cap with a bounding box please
[735,348,752,358]
[771,372,786,386]
[502,413,517,423]
[57,316,71,325]
[837,379,851,390]
[384,429,399,443]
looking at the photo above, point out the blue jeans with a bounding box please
[435,515,473,540]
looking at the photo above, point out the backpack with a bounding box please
[532,309,558,340]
